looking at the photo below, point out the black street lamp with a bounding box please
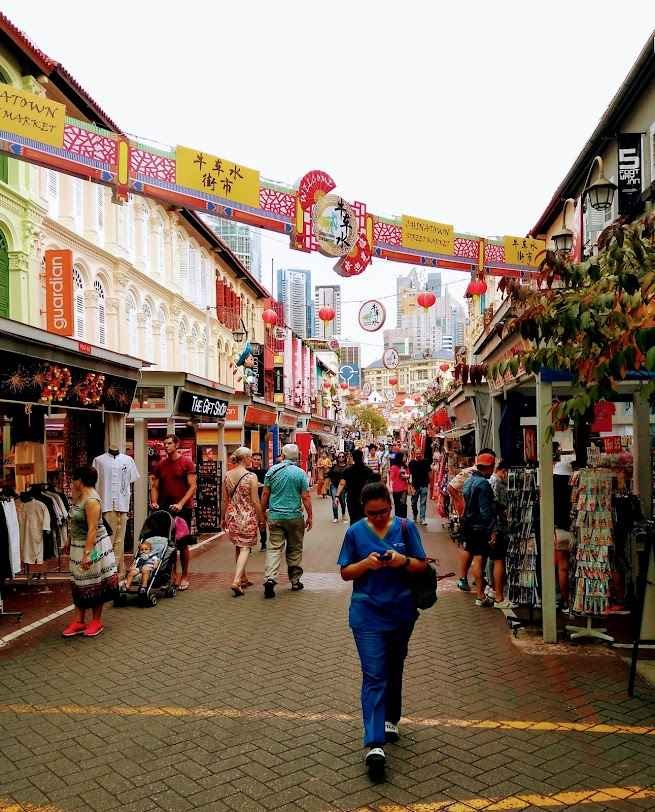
[231,318,247,344]
[552,198,575,254]
[583,156,617,212]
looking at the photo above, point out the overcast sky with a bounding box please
[5,1,654,363]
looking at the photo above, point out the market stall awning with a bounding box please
[439,423,475,440]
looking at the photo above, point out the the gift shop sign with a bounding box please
[44,249,73,337]
[176,389,229,420]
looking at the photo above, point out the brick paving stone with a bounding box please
[2,506,655,812]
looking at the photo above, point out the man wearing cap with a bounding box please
[260,443,313,599]
[462,451,497,607]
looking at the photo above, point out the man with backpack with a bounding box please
[461,451,497,606]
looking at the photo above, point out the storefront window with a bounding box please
[132,386,167,410]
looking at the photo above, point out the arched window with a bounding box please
[125,291,138,356]
[177,234,188,292]
[94,279,106,346]
[158,306,168,368]
[191,325,200,373]
[73,265,85,339]
[0,230,8,317]
[143,300,154,361]
[200,255,209,309]
[178,321,188,371]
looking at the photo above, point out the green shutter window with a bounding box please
[0,155,7,184]
[0,231,8,317]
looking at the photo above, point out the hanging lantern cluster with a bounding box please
[262,308,278,328]
[416,290,436,310]
[339,382,349,390]
[389,376,398,386]
[431,407,451,430]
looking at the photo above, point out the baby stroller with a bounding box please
[114,510,178,608]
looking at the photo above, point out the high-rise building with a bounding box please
[314,285,342,338]
[203,216,263,281]
[276,268,313,338]
[395,268,442,357]
[338,339,361,387]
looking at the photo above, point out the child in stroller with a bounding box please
[115,510,177,608]
[123,540,160,596]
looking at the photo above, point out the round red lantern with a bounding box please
[339,382,348,390]
[440,363,449,372]
[262,308,278,327]
[322,381,331,390]
[318,306,336,323]
[417,291,436,310]
[469,279,487,296]
[389,376,398,386]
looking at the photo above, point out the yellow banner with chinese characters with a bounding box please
[0,83,65,148]
[503,236,545,267]
[401,215,454,255]
[175,145,260,207]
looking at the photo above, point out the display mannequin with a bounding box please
[92,445,140,578]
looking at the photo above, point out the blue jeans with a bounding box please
[330,484,347,520]
[352,623,415,747]
[411,486,429,522]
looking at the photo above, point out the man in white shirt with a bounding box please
[92,448,140,578]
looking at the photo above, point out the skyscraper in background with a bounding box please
[338,339,361,387]
[314,284,342,338]
[393,267,465,356]
[204,216,263,281]
[276,268,313,338]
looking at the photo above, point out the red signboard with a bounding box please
[78,342,92,354]
[225,405,239,422]
[44,249,73,336]
[244,405,277,427]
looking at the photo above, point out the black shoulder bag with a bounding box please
[400,519,438,610]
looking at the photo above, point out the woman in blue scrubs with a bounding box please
[337,481,427,777]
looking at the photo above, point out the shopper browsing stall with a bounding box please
[462,452,497,607]
[489,460,511,609]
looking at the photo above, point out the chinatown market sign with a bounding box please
[313,195,358,257]
[383,348,399,369]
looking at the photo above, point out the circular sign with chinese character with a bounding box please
[385,389,396,402]
[362,382,372,397]
[313,195,358,257]
[327,337,340,351]
[383,348,399,369]
[358,300,386,332]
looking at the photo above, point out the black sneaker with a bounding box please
[264,580,275,599]
[291,581,304,591]
[365,746,386,778]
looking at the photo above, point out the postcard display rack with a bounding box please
[566,468,615,643]
[505,468,540,607]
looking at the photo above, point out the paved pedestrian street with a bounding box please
[2,498,655,812]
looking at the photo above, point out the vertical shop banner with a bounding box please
[284,329,294,407]
[250,342,265,398]
[44,249,73,336]
[273,362,284,404]
[303,344,312,411]
[617,133,642,216]
[293,336,303,409]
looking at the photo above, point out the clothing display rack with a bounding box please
[505,467,539,607]
[0,491,22,623]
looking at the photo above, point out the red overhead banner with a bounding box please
[44,249,73,336]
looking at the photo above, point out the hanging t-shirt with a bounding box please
[16,498,51,565]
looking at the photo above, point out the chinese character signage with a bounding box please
[175,145,260,207]
[401,215,454,255]
[503,236,545,268]
[358,300,386,332]
[0,84,66,148]
[617,133,642,216]
[312,195,358,257]
[44,249,73,337]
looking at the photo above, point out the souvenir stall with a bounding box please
[129,369,232,541]
[0,317,140,621]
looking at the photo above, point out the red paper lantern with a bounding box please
[339,382,348,390]
[469,278,487,296]
[440,363,449,372]
[318,306,336,323]
[389,376,398,386]
[262,308,278,327]
[417,291,436,310]
[322,381,331,390]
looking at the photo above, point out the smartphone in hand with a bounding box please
[378,551,392,562]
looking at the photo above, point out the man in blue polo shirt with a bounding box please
[260,444,312,599]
